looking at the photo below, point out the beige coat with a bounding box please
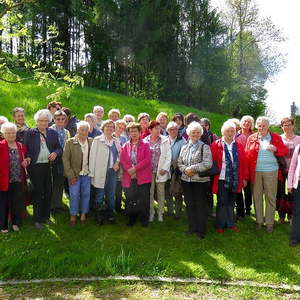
[89,135,121,189]
[63,137,93,179]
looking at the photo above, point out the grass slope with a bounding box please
[0,80,228,132]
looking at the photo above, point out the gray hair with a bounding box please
[221,121,236,135]
[34,109,53,123]
[255,116,270,128]
[93,105,104,113]
[0,116,8,124]
[240,115,255,130]
[123,114,135,122]
[84,113,96,122]
[76,120,90,131]
[12,107,25,116]
[1,122,17,134]
[167,121,179,131]
[186,121,203,136]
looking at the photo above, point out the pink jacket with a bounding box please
[120,139,152,188]
[287,144,300,189]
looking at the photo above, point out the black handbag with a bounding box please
[199,145,220,177]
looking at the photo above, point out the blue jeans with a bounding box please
[95,168,117,211]
[216,180,237,229]
[291,185,300,241]
[69,175,91,216]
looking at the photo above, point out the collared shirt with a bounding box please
[78,138,89,175]
[256,133,278,172]
[219,138,235,180]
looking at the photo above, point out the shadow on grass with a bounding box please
[0,206,299,285]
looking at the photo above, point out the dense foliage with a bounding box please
[0,0,285,118]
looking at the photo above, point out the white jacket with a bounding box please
[89,135,121,188]
[144,135,172,183]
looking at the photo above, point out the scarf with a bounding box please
[224,142,239,192]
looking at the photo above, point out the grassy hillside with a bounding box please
[0,80,228,133]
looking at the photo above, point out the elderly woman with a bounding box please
[63,121,93,225]
[114,119,128,212]
[93,105,104,130]
[211,121,247,233]
[123,114,135,124]
[277,117,300,224]
[287,143,300,247]
[0,116,8,141]
[89,120,121,225]
[156,112,169,136]
[235,115,255,218]
[47,101,62,126]
[108,109,121,122]
[50,110,71,213]
[0,122,29,233]
[246,116,288,232]
[25,109,63,229]
[138,112,151,139]
[172,113,188,140]
[12,107,30,143]
[165,121,186,218]
[144,120,171,222]
[84,113,102,138]
[120,122,152,227]
[178,121,212,239]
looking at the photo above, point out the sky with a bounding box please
[211,0,300,122]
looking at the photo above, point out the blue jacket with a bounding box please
[25,128,63,165]
[171,135,187,162]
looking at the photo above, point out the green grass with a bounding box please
[2,281,300,300]
[0,201,299,284]
[0,79,228,133]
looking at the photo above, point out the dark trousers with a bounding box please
[236,183,252,217]
[115,180,123,212]
[0,182,23,230]
[182,181,209,237]
[29,163,52,223]
[216,180,237,228]
[124,180,150,226]
[291,185,300,241]
[51,166,65,210]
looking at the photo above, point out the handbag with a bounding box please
[199,145,220,177]
[170,172,183,196]
[21,144,34,192]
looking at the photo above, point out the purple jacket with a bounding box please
[120,139,152,188]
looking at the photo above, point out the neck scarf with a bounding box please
[224,142,239,192]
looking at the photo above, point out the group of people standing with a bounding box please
[0,102,300,247]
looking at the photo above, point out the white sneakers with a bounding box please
[149,214,164,222]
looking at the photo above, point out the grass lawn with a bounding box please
[0,79,228,133]
[1,281,300,300]
[0,200,299,285]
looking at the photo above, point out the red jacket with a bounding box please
[210,139,248,194]
[0,140,27,191]
[245,132,288,185]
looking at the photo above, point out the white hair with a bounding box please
[255,116,270,128]
[93,105,104,113]
[34,109,53,123]
[84,113,96,122]
[221,121,236,135]
[167,121,179,131]
[76,120,90,131]
[1,122,17,134]
[240,115,255,130]
[186,121,203,136]
[123,114,135,122]
[0,116,8,124]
